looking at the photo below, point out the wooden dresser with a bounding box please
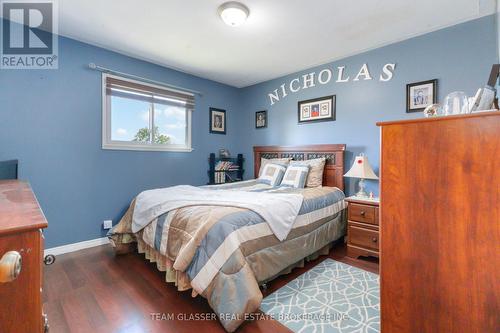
[378,112,500,333]
[0,180,48,333]
[346,197,379,258]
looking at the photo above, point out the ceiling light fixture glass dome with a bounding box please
[218,2,250,27]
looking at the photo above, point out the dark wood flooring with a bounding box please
[43,242,378,333]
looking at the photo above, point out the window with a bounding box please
[102,74,194,152]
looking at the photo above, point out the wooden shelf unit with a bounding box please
[207,153,244,185]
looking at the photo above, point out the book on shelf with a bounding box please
[209,152,244,184]
[214,161,240,171]
[215,171,226,184]
[225,173,241,182]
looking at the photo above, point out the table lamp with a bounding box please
[344,154,379,198]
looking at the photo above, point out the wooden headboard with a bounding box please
[253,144,346,191]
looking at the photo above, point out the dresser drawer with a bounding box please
[348,225,379,251]
[348,203,377,225]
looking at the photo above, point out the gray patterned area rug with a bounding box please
[260,259,379,333]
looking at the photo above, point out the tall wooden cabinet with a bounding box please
[0,180,48,333]
[378,112,500,333]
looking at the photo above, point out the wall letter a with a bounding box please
[353,64,372,81]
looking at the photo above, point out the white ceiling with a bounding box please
[46,1,500,87]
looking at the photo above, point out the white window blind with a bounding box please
[102,74,194,152]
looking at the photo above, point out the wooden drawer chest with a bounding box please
[0,180,48,333]
[346,197,379,258]
[378,112,500,332]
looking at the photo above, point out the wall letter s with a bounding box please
[380,63,396,82]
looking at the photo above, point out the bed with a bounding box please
[108,144,347,332]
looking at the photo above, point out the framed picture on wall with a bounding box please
[406,79,437,113]
[298,95,336,123]
[255,110,267,128]
[209,107,226,134]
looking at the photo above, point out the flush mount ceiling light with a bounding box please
[218,2,250,27]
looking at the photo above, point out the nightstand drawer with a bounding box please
[348,203,377,225]
[348,225,379,251]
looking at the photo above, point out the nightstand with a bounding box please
[345,196,379,259]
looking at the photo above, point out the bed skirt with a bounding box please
[117,227,338,296]
[136,238,194,292]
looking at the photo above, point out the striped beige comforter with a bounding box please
[108,180,347,332]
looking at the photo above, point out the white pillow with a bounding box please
[290,157,326,187]
[257,163,287,186]
[280,165,310,188]
[259,157,292,176]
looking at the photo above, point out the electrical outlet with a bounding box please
[103,220,113,230]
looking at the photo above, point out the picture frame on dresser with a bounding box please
[406,79,437,113]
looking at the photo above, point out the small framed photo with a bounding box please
[298,95,336,124]
[209,107,226,134]
[406,79,437,113]
[255,110,267,128]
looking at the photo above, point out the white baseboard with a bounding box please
[44,237,109,256]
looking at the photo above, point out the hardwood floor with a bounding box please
[43,242,378,333]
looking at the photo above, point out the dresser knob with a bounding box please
[360,211,366,216]
[43,313,49,333]
[372,237,378,243]
[0,251,22,283]
[44,254,56,265]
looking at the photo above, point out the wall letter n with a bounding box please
[268,89,280,105]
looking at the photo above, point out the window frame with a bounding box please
[101,73,193,152]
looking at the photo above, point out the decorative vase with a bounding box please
[443,91,470,115]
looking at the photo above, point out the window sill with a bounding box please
[102,143,193,152]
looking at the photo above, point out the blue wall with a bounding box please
[238,14,498,196]
[0,29,243,248]
[1,15,497,247]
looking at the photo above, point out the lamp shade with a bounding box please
[344,155,379,180]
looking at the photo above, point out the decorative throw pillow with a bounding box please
[290,157,326,187]
[257,163,287,186]
[259,157,292,176]
[280,165,310,188]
